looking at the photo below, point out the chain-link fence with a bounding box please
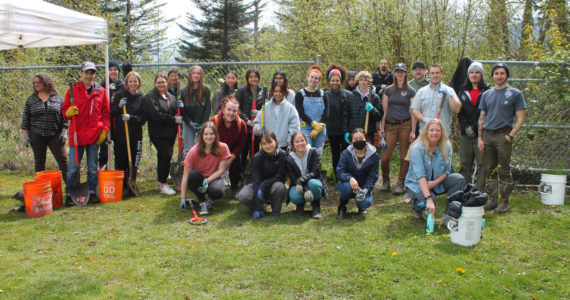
[1,57,568,185]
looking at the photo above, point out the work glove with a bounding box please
[379,136,387,150]
[304,190,314,202]
[295,184,303,195]
[22,132,30,148]
[197,179,209,193]
[438,86,451,97]
[96,130,108,145]
[59,129,68,145]
[254,126,263,136]
[65,106,79,118]
[177,100,184,108]
[311,121,324,132]
[364,102,374,112]
[465,126,476,138]
[174,116,183,124]
[355,188,368,202]
[252,210,264,219]
[246,120,253,127]
[310,129,319,140]
[180,196,188,210]
[119,98,128,108]
[422,117,431,124]
[344,132,350,144]
[192,122,201,132]
[121,114,130,122]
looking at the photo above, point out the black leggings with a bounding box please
[150,135,176,183]
[327,134,347,179]
[29,131,68,181]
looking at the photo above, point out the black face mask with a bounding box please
[353,140,366,150]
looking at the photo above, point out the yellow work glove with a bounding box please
[65,106,79,118]
[314,122,325,134]
[96,130,108,145]
[310,129,319,139]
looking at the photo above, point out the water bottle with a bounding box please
[481,218,486,238]
[426,212,434,234]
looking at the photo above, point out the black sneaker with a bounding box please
[65,196,75,207]
[337,206,347,219]
[295,204,305,213]
[312,206,322,219]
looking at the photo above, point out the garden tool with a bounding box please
[169,89,184,189]
[122,101,139,196]
[188,199,207,225]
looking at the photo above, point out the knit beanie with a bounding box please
[467,62,484,78]
[347,71,357,79]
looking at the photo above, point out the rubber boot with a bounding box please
[496,182,513,214]
[484,179,499,211]
[337,199,348,219]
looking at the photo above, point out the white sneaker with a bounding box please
[160,184,176,195]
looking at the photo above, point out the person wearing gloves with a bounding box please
[295,65,329,152]
[343,71,383,144]
[253,82,300,151]
[410,64,462,136]
[236,130,288,218]
[404,119,465,220]
[110,71,146,197]
[235,68,264,170]
[180,65,211,158]
[21,72,68,179]
[180,122,231,215]
[457,61,490,189]
[336,128,380,219]
[144,73,179,195]
[209,95,247,195]
[325,63,350,178]
[286,131,326,219]
[62,61,110,202]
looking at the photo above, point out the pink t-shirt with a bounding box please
[184,142,231,177]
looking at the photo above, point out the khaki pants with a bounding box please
[459,134,484,189]
[481,131,513,183]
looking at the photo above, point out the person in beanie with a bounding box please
[98,59,123,169]
[478,63,525,213]
[372,58,393,97]
[345,71,358,91]
[62,61,110,204]
[457,61,490,189]
[408,61,429,92]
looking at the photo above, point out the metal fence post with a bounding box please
[316,55,321,67]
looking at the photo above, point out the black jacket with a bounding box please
[144,88,177,140]
[372,69,393,96]
[343,89,383,134]
[248,148,288,195]
[111,89,146,143]
[457,83,490,136]
[325,88,350,135]
[235,85,265,124]
[286,148,328,198]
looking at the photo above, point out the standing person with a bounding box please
[404,119,465,220]
[62,61,110,202]
[410,64,462,136]
[167,67,181,98]
[378,63,416,194]
[21,72,68,178]
[457,62,490,189]
[210,95,247,195]
[286,131,326,219]
[236,130,288,218]
[478,63,525,214]
[343,71,383,143]
[180,65,211,158]
[295,65,329,152]
[110,71,146,197]
[408,61,429,92]
[212,70,238,115]
[253,82,300,151]
[325,63,350,177]
[272,71,296,105]
[98,60,123,169]
[235,68,264,170]
[372,58,393,97]
[180,122,231,215]
[345,71,358,91]
[336,128,380,219]
[145,73,179,196]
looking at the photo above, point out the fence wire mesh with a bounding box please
[1,59,568,184]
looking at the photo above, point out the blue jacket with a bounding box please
[405,141,452,194]
[336,144,380,191]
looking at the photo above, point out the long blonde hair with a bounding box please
[406,119,451,163]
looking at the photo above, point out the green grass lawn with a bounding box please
[0,171,568,299]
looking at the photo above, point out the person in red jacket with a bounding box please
[62,61,110,204]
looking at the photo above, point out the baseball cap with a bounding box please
[80,61,97,72]
[412,61,426,70]
[394,63,408,72]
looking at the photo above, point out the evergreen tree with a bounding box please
[177,0,256,61]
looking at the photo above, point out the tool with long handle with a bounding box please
[169,88,184,189]
[364,83,372,134]
[436,87,446,119]
[67,82,90,206]
[250,85,258,156]
[122,104,139,197]
[69,82,79,164]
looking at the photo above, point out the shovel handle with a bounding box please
[69,82,79,164]
[122,105,133,164]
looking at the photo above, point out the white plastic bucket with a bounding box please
[539,174,567,205]
[450,206,484,247]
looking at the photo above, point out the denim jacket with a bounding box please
[405,141,452,194]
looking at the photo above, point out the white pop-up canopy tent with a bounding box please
[0,0,110,97]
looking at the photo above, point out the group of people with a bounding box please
[21,57,525,222]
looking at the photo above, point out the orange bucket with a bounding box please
[23,180,53,218]
[35,170,63,208]
[98,170,124,203]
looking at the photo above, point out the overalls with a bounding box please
[300,89,326,151]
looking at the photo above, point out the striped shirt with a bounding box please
[21,92,68,137]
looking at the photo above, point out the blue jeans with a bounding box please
[182,121,196,159]
[408,173,465,212]
[337,181,372,210]
[300,125,326,153]
[288,179,323,205]
[67,143,99,193]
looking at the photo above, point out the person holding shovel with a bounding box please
[110,71,146,198]
[236,68,264,171]
[98,60,123,170]
[342,71,383,144]
[62,61,110,204]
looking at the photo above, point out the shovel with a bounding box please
[122,104,139,197]
[169,97,184,189]
[67,82,90,206]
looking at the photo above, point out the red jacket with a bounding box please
[62,82,110,146]
[209,110,246,157]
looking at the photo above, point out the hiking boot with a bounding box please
[378,179,390,192]
[205,197,214,209]
[199,202,209,215]
[495,182,513,214]
[392,181,405,195]
[483,179,498,211]
[296,204,305,213]
[413,209,425,220]
[312,206,322,219]
[160,184,176,196]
